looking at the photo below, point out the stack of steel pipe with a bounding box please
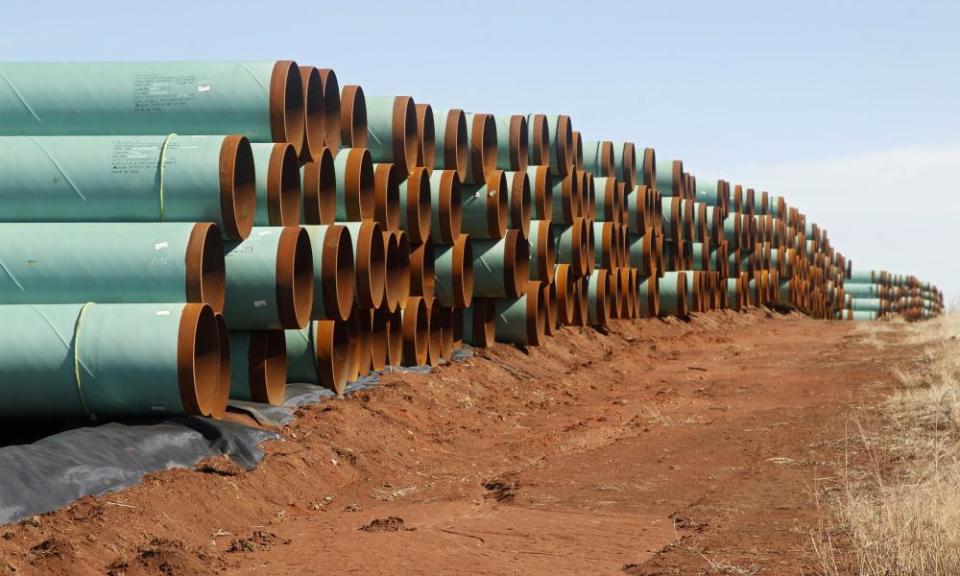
[842,270,943,321]
[0,60,943,424]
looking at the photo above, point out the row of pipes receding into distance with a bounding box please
[0,61,943,421]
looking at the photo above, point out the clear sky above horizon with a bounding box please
[3,0,958,303]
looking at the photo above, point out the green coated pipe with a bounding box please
[494,115,529,171]
[250,142,301,226]
[850,298,883,312]
[691,242,711,272]
[659,271,688,317]
[0,61,306,154]
[723,213,741,250]
[726,277,742,310]
[366,96,419,174]
[655,159,683,197]
[556,219,588,276]
[333,147,375,221]
[582,140,614,178]
[849,270,880,283]
[472,229,528,298]
[628,232,656,276]
[434,234,474,309]
[0,222,225,312]
[0,135,254,240]
[461,170,507,240]
[695,178,724,207]
[224,226,314,330]
[286,319,354,395]
[0,302,222,419]
[494,280,545,346]
[228,330,286,405]
[302,224,355,321]
[844,283,882,298]
[849,310,880,321]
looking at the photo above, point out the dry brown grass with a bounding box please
[814,314,960,576]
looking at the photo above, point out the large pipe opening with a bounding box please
[276,226,315,329]
[185,222,226,314]
[298,66,324,163]
[269,61,306,157]
[218,135,256,240]
[176,303,221,418]
[302,146,336,225]
[316,68,341,149]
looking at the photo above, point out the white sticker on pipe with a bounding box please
[156,310,171,316]
[154,241,169,250]
[254,300,267,308]
[197,85,211,93]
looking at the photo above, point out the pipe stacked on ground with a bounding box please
[0,59,942,423]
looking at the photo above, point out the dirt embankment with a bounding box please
[0,311,908,575]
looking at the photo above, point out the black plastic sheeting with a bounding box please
[0,349,472,524]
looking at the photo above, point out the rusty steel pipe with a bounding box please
[430,170,463,244]
[339,85,367,148]
[315,69,341,149]
[333,147,375,221]
[464,113,498,185]
[434,234,474,309]
[432,108,469,181]
[505,170,532,237]
[461,169,508,241]
[415,103,437,173]
[399,166,432,245]
[373,163,402,232]
[463,297,496,348]
[494,114,529,171]
[301,147,336,225]
[297,66,325,163]
[410,237,436,302]
[527,165,553,221]
[384,230,411,313]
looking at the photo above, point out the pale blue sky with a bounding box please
[3,0,958,302]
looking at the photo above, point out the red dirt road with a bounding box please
[0,311,897,575]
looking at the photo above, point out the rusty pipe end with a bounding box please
[510,170,532,238]
[209,313,231,419]
[315,319,353,395]
[415,103,436,173]
[373,162,402,232]
[426,298,444,366]
[436,170,462,244]
[276,226,315,329]
[298,66,324,163]
[176,303,221,418]
[384,230,412,312]
[353,220,386,310]
[249,330,287,406]
[453,234,474,309]
[321,224,356,322]
[402,296,429,366]
[406,167,432,244]
[394,96,420,174]
[316,68,341,149]
[340,84,367,148]
[218,135,256,240]
[410,237,435,302]
[269,61,305,157]
[302,146,337,225]
[185,222,226,314]
[265,143,302,226]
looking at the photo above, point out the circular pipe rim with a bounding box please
[373,162,402,232]
[323,224,356,322]
[218,135,256,240]
[316,68,341,149]
[302,146,337,225]
[415,103,437,173]
[269,61,306,157]
[176,303,221,418]
[185,222,226,314]
[276,226,315,329]
[340,85,367,148]
[298,66,324,163]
